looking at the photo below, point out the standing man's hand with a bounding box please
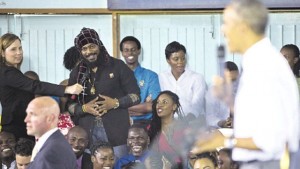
[82,97,102,116]
[96,94,119,114]
[190,130,225,155]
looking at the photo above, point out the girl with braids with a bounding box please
[148,90,188,169]
[90,141,115,169]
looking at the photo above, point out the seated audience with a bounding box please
[66,126,92,169]
[115,124,150,169]
[15,138,34,169]
[90,141,115,169]
[0,131,16,169]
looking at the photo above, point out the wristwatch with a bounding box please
[113,98,120,109]
[224,137,237,149]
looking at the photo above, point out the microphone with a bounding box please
[80,72,89,84]
[217,45,225,77]
[71,72,89,100]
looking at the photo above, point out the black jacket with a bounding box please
[68,56,140,147]
[0,65,65,140]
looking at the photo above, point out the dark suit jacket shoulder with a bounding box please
[28,130,76,169]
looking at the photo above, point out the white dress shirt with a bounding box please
[159,69,207,117]
[233,38,300,161]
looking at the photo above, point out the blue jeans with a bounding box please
[92,119,109,143]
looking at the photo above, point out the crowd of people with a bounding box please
[0,0,299,168]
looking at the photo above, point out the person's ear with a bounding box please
[173,105,177,111]
[47,114,55,123]
[84,139,89,146]
[239,20,250,34]
[147,137,150,146]
[91,156,95,162]
[127,138,130,147]
[167,58,171,65]
[294,57,299,64]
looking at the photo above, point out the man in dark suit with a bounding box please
[25,96,76,169]
[66,126,92,169]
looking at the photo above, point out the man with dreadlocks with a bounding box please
[67,28,141,159]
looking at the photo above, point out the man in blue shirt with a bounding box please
[120,36,161,127]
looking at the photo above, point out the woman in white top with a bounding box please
[159,41,207,120]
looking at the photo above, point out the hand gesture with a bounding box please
[95,94,118,115]
[83,97,102,116]
[190,130,225,155]
[65,83,83,95]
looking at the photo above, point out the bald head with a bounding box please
[29,96,60,119]
[25,96,60,138]
[67,126,88,139]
